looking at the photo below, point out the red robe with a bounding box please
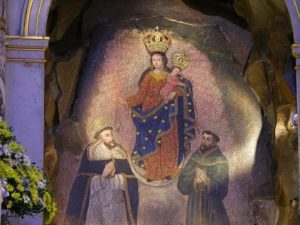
[126,71,182,180]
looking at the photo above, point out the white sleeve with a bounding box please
[111,174,125,190]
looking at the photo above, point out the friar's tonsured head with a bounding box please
[93,117,117,148]
[200,130,220,151]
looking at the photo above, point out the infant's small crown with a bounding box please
[172,52,189,70]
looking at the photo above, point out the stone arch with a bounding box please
[21,0,53,36]
[2,1,53,225]
[285,0,300,43]
[7,0,53,36]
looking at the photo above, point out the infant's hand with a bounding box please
[178,82,187,87]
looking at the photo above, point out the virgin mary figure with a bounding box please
[125,27,196,181]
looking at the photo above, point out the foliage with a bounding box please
[0,121,56,224]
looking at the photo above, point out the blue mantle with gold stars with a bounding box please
[130,77,196,165]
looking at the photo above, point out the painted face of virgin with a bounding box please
[152,54,164,70]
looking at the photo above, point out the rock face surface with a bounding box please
[45,1,280,224]
[73,18,261,225]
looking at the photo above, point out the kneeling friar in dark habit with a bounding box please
[177,130,230,225]
[65,121,139,225]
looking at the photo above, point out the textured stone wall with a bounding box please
[70,20,261,225]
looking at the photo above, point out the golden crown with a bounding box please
[172,52,189,70]
[143,26,172,53]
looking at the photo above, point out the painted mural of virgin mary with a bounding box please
[125,27,196,182]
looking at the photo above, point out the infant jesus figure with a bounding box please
[160,52,190,103]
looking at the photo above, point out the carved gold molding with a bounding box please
[36,0,44,35]
[6,45,47,51]
[22,0,50,36]
[295,65,300,70]
[6,34,49,64]
[292,44,300,58]
[24,0,34,36]
[6,58,46,63]
[6,35,49,40]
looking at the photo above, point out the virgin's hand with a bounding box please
[118,97,129,108]
[167,92,176,101]
[117,97,126,105]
